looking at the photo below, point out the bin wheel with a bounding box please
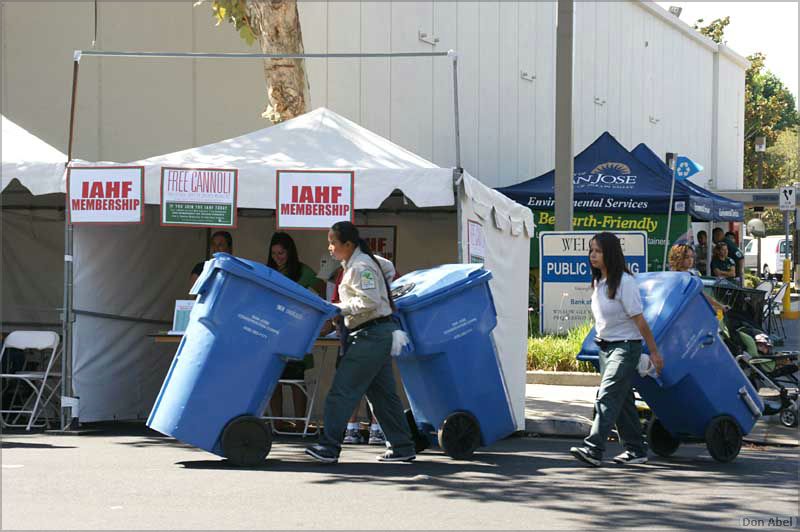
[221,416,272,467]
[704,415,742,463]
[405,409,430,454]
[438,411,481,460]
[779,408,798,428]
[646,417,680,458]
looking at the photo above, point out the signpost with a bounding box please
[276,170,354,230]
[160,167,237,227]
[67,166,144,224]
[539,231,647,334]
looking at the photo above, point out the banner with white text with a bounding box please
[68,166,144,224]
[276,170,354,230]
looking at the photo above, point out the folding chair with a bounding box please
[762,283,787,342]
[263,368,321,438]
[0,331,62,430]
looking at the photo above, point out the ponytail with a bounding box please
[357,238,397,312]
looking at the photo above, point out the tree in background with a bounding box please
[695,17,799,232]
[197,0,309,123]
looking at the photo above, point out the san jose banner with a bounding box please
[160,167,238,227]
[276,170,354,230]
[539,231,647,334]
[530,210,690,273]
[67,166,144,224]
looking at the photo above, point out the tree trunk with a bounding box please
[247,0,309,123]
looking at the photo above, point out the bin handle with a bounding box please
[738,386,762,418]
[701,333,715,347]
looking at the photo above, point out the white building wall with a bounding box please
[1,1,746,190]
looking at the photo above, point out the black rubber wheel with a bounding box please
[221,416,272,467]
[438,411,481,460]
[779,408,798,428]
[405,409,430,454]
[704,415,742,463]
[646,417,680,458]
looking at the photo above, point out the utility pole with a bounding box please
[554,0,574,231]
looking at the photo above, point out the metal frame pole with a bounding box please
[662,165,677,271]
[61,54,80,430]
[554,0,574,231]
[449,50,464,263]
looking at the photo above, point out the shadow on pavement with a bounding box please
[0,440,76,449]
[176,437,798,529]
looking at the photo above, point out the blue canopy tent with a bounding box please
[630,143,744,222]
[497,132,715,221]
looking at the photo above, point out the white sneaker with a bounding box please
[343,428,364,444]
[612,450,648,465]
[368,428,386,445]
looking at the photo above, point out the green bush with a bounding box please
[744,273,761,289]
[527,321,597,373]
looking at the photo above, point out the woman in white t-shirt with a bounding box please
[570,232,664,467]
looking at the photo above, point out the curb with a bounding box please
[526,371,601,386]
[525,415,592,438]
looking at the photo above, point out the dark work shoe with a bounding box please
[570,446,602,467]
[612,450,648,465]
[305,445,338,464]
[377,449,416,462]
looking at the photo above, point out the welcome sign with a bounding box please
[276,170,354,230]
[539,231,647,334]
[67,166,144,224]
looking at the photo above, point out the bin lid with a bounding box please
[636,271,705,341]
[191,253,338,314]
[391,264,492,310]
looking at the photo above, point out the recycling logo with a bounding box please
[677,161,691,178]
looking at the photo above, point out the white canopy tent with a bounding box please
[1,115,67,332]
[8,108,534,430]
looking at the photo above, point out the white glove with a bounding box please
[637,354,658,378]
[390,330,411,357]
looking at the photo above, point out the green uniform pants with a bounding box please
[319,320,414,455]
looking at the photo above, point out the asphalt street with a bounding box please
[2,427,797,530]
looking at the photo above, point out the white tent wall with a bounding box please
[460,173,534,430]
[72,206,206,421]
[1,207,65,331]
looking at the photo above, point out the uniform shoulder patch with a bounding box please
[360,269,377,290]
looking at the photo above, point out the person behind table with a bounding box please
[695,230,709,276]
[711,242,736,280]
[570,232,663,467]
[189,231,233,286]
[669,244,727,314]
[305,222,415,464]
[266,231,321,433]
[712,228,744,282]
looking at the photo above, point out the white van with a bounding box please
[744,236,793,278]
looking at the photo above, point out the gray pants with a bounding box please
[585,340,647,456]
[319,320,414,456]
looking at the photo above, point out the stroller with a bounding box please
[721,314,799,428]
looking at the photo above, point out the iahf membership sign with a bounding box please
[276,170,354,230]
[160,167,238,228]
[67,166,144,224]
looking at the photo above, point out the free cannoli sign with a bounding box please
[160,167,238,228]
[67,166,144,224]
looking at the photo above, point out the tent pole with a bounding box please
[450,50,464,263]
[662,166,678,271]
[61,54,81,430]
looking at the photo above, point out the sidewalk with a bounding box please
[524,380,799,446]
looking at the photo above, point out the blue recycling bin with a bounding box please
[147,253,338,466]
[576,272,763,462]
[390,264,516,459]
